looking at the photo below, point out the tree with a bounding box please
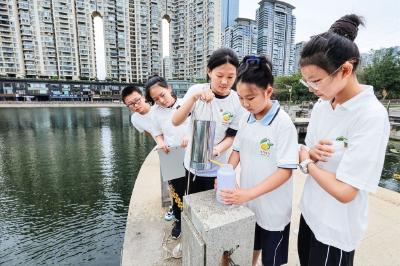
[359,48,400,99]
[274,73,317,103]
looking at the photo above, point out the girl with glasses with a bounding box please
[219,55,298,266]
[298,14,390,266]
[145,75,190,239]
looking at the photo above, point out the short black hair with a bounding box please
[121,85,142,104]
[236,55,274,89]
[144,75,174,105]
[300,14,364,74]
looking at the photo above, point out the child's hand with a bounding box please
[309,140,334,162]
[193,88,214,103]
[213,146,221,157]
[158,143,170,153]
[220,187,252,205]
[180,136,188,148]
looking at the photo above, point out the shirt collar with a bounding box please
[332,85,374,111]
[247,100,280,126]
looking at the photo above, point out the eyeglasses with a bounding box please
[299,65,343,91]
[299,59,358,91]
[126,97,142,108]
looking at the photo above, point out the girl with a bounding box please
[172,48,243,201]
[220,55,298,266]
[145,75,189,239]
[298,15,390,265]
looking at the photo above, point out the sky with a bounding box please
[239,0,400,53]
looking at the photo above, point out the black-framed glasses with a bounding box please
[126,97,142,108]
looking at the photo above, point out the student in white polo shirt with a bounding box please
[172,48,244,193]
[121,85,154,137]
[220,55,298,266]
[145,75,190,240]
[297,15,390,266]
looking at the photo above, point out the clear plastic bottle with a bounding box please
[216,164,236,204]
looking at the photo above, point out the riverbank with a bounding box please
[0,102,124,108]
[122,150,400,265]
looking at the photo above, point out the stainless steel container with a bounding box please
[190,119,216,171]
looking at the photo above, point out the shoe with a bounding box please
[171,221,181,239]
[172,243,182,259]
[164,206,174,221]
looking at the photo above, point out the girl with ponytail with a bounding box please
[298,14,390,265]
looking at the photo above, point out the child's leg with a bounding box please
[298,215,355,266]
[252,250,261,266]
[298,215,312,265]
[253,224,263,266]
[187,172,216,194]
[169,176,186,238]
[259,223,290,266]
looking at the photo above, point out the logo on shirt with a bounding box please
[336,136,348,148]
[259,138,273,156]
[222,111,233,124]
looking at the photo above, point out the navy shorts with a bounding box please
[254,222,290,266]
[298,215,355,266]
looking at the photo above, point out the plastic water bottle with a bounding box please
[216,164,236,204]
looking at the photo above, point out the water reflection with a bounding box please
[0,108,154,265]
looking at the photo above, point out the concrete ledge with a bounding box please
[123,150,400,265]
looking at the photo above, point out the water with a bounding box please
[0,108,399,265]
[0,108,154,265]
[381,140,400,192]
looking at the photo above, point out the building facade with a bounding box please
[256,0,296,76]
[293,41,305,73]
[221,0,239,32]
[224,18,257,61]
[0,0,222,83]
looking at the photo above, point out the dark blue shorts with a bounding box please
[254,222,290,266]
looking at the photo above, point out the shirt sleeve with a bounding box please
[229,100,244,131]
[232,115,246,152]
[276,116,299,169]
[150,110,162,137]
[131,114,144,133]
[336,111,390,193]
[305,100,319,147]
[182,84,204,104]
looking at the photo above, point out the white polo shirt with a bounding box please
[130,106,154,135]
[151,98,189,147]
[300,85,390,251]
[233,101,298,231]
[182,83,245,177]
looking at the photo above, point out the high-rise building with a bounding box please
[224,18,257,61]
[294,41,305,73]
[186,0,222,81]
[162,56,173,79]
[256,0,296,76]
[0,0,222,83]
[221,0,239,32]
[0,0,24,78]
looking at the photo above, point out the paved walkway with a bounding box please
[122,150,400,266]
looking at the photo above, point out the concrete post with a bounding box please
[182,190,256,266]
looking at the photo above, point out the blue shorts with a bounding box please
[254,222,290,266]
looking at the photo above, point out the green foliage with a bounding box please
[359,48,400,99]
[274,73,317,102]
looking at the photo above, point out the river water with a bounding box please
[0,107,398,265]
